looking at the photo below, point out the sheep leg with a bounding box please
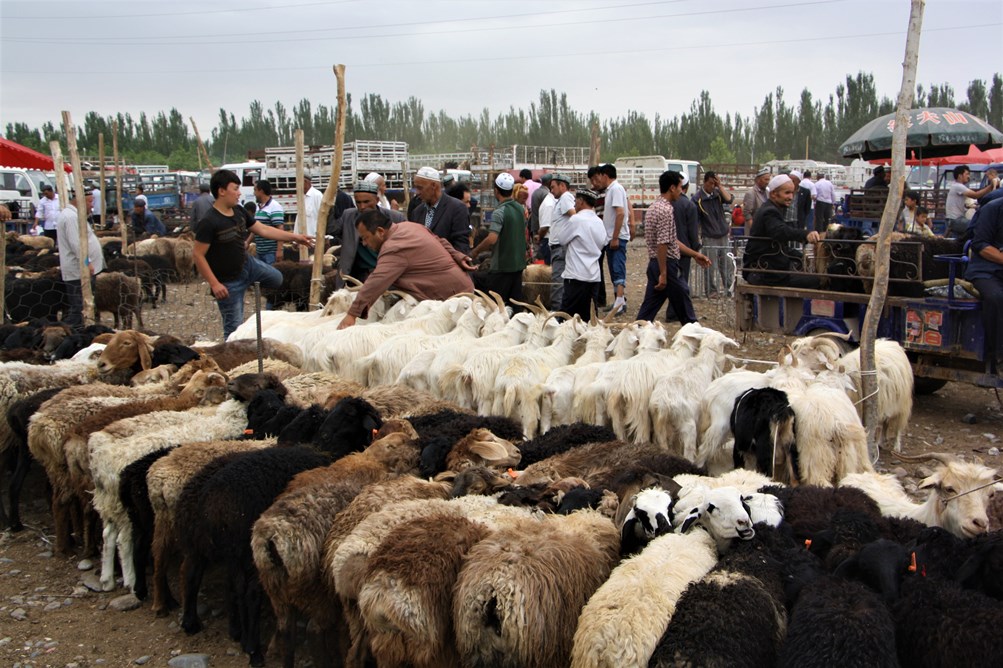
[680,420,698,462]
[117,522,137,592]
[278,607,298,668]
[150,520,178,615]
[82,503,102,558]
[99,521,119,591]
[180,556,206,634]
[7,442,31,531]
[133,305,144,330]
[52,494,76,555]
[227,566,245,642]
[243,575,266,667]
[131,517,152,600]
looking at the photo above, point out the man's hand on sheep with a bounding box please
[338,314,357,330]
[292,233,315,249]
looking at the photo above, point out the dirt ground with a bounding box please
[2,248,1003,668]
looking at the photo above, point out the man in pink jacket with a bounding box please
[338,208,476,328]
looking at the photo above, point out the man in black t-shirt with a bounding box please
[194,169,314,339]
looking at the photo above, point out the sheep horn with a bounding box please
[549,310,574,321]
[452,292,478,300]
[387,290,412,301]
[589,302,598,326]
[890,451,958,466]
[474,289,496,310]
[534,295,547,312]
[813,331,851,341]
[511,298,543,315]
[488,290,507,311]
[342,275,363,287]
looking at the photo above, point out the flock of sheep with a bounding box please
[0,284,1001,668]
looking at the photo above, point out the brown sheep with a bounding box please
[173,235,195,282]
[97,330,301,374]
[17,234,55,250]
[251,420,421,666]
[93,271,144,329]
[521,263,554,310]
[452,510,620,668]
[445,428,522,473]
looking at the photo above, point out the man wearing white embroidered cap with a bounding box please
[742,174,823,288]
[470,172,527,306]
[409,166,472,253]
[364,172,393,210]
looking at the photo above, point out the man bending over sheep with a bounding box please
[193,169,314,340]
[337,208,476,329]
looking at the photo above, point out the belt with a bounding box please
[550,243,561,249]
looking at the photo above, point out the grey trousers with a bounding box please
[550,244,565,309]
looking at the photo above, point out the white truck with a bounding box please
[613,156,702,209]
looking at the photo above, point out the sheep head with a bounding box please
[130,364,177,387]
[619,486,677,556]
[789,334,845,371]
[742,492,785,527]
[445,428,522,473]
[178,370,230,405]
[314,396,383,460]
[96,330,154,373]
[675,485,756,551]
[227,372,288,402]
[444,466,515,498]
[894,451,1001,538]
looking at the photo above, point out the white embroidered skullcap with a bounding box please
[767,174,793,192]
[415,166,441,182]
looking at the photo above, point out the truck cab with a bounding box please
[219,161,265,207]
[0,168,57,223]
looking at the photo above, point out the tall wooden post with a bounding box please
[63,111,95,326]
[49,141,69,208]
[98,133,107,230]
[589,120,601,166]
[294,129,308,261]
[113,121,126,250]
[313,63,347,309]
[859,0,925,460]
[401,159,410,215]
[190,117,214,171]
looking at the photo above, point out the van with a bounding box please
[219,161,266,206]
[0,167,57,221]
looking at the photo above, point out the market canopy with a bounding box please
[0,137,72,173]
[839,108,1003,160]
[871,144,1003,167]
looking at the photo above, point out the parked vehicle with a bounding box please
[0,167,57,221]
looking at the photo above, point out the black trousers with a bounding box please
[972,276,1003,372]
[595,247,608,307]
[473,271,524,308]
[43,228,57,242]
[562,278,600,321]
[637,257,697,324]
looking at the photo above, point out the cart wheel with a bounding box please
[806,328,852,355]
[913,377,947,395]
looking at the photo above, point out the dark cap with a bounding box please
[575,188,598,205]
[41,184,53,192]
[540,174,553,184]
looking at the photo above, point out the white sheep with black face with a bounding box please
[674,485,755,550]
[620,487,676,555]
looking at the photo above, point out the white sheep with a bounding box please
[570,528,719,668]
[695,368,773,475]
[840,451,1002,538]
[672,484,757,552]
[649,329,737,458]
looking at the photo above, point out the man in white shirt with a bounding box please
[561,188,606,320]
[57,190,104,328]
[814,173,836,232]
[802,170,818,230]
[946,166,993,237]
[90,187,103,226]
[594,163,631,315]
[535,177,556,264]
[33,184,62,241]
[134,185,148,208]
[296,175,324,238]
[544,174,574,307]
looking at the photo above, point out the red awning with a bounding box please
[870,144,1003,167]
[0,137,73,173]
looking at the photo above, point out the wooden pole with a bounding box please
[190,117,214,171]
[49,141,69,209]
[312,63,347,309]
[63,111,95,327]
[859,0,925,460]
[294,129,308,262]
[589,120,601,166]
[401,159,410,215]
[113,121,126,251]
[98,133,107,230]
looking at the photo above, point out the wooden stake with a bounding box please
[113,121,126,251]
[589,120,601,166]
[63,111,95,327]
[400,159,410,215]
[98,133,107,230]
[313,63,346,309]
[190,117,214,171]
[294,129,308,262]
[49,141,69,209]
[859,0,925,461]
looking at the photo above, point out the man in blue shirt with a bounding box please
[132,200,165,237]
[964,196,1003,373]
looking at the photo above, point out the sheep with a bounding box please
[839,339,913,452]
[146,438,274,616]
[452,509,620,668]
[93,271,144,329]
[538,323,616,433]
[516,439,703,488]
[648,329,738,457]
[419,427,522,479]
[4,386,65,531]
[118,447,175,601]
[89,397,250,592]
[730,386,798,479]
[778,565,898,667]
[841,451,1001,538]
[3,275,68,322]
[177,397,381,664]
[569,525,718,665]
[617,486,678,557]
[250,423,422,667]
[516,423,617,469]
[696,368,779,475]
[650,527,794,668]
[672,484,758,552]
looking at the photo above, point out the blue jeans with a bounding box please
[217,256,283,340]
[256,251,276,309]
[605,240,628,289]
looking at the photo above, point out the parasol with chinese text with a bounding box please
[839,107,1003,161]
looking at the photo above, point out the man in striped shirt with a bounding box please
[253,179,284,266]
[637,170,709,324]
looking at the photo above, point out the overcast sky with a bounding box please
[2,0,1002,144]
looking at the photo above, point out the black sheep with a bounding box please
[276,404,328,445]
[731,387,796,477]
[410,410,523,477]
[516,422,616,468]
[312,396,382,459]
[118,447,175,601]
[244,389,287,438]
[3,318,50,350]
[4,277,69,323]
[779,575,900,668]
[4,386,65,530]
[149,341,200,368]
[227,372,288,402]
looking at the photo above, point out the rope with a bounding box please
[727,355,779,366]
[854,388,880,406]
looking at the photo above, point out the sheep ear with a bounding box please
[918,474,942,490]
[955,544,991,588]
[832,552,859,579]
[467,439,515,463]
[679,507,702,533]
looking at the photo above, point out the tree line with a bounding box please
[5,72,1002,172]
